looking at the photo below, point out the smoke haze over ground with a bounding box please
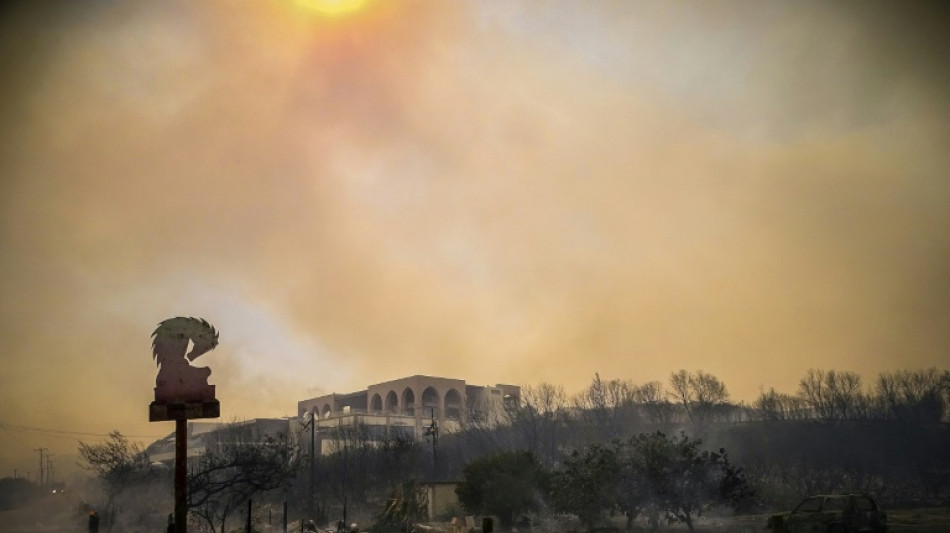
[1,1,948,476]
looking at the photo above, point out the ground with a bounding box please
[3,499,950,533]
[0,492,88,533]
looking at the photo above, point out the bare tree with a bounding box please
[572,373,637,441]
[505,382,570,467]
[78,431,164,532]
[753,387,809,421]
[189,423,301,533]
[876,368,947,425]
[829,370,863,420]
[632,381,675,425]
[798,368,831,420]
[798,369,864,422]
[460,394,512,456]
[668,370,730,424]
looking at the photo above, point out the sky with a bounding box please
[1,0,948,479]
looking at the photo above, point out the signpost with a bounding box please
[148,317,221,533]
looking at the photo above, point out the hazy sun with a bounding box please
[296,0,369,17]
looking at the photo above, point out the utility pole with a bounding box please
[306,411,315,522]
[424,408,439,478]
[340,419,348,530]
[46,454,54,486]
[175,418,187,533]
[34,448,47,489]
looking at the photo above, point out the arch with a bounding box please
[422,386,440,417]
[402,387,415,416]
[444,388,463,420]
[322,404,332,418]
[370,393,383,414]
[385,390,398,413]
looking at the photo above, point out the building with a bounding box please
[297,375,520,453]
[145,418,292,465]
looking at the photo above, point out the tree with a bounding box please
[456,451,547,528]
[754,387,809,422]
[626,432,751,533]
[550,432,752,532]
[188,423,301,533]
[632,381,674,425]
[669,370,730,424]
[550,443,621,528]
[798,369,864,422]
[78,431,163,532]
[573,374,637,441]
[505,382,570,468]
[876,368,947,425]
[372,481,428,533]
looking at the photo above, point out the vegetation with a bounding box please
[371,481,428,533]
[550,433,751,533]
[77,430,163,531]
[188,423,301,533]
[66,366,948,532]
[456,450,548,528]
[550,442,622,527]
[0,477,38,511]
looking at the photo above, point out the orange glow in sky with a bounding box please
[1,0,948,480]
[296,0,369,17]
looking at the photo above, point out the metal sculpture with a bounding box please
[151,317,219,403]
[148,316,222,533]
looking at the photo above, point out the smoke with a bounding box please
[1,0,948,475]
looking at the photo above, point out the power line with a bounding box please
[0,425,37,451]
[0,421,166,440]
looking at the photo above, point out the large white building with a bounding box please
[297,375,520,453]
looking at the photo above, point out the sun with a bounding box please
[296,0,370,17]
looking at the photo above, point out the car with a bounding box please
[768,493,888,533]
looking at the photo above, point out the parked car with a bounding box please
[768,494,887,533]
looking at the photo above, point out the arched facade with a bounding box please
[364,376,475,434]
[421,386,439,415]
[298,375,521,442]
[444,388,462,420]
[402,388,415,416]
[385,391,398,413]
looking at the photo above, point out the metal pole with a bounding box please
[246,499,252,533]
[310,412,315,521]
[175,418,187,533]
[283,501,288,533]
[34,448,46,490]
[343,435,349,531]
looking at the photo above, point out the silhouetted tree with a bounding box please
[550,443,621,528]
[876,368,947,425]
[456,451,547,528]
[632,381,675,425]
[753,388,809,422]
[573,374,638,441]
[669,370,730,424]
[798,369,864,422]
[504,382,570,468]
[78,431,162,532]
[627,432,751,533]
[189,424,301,533]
